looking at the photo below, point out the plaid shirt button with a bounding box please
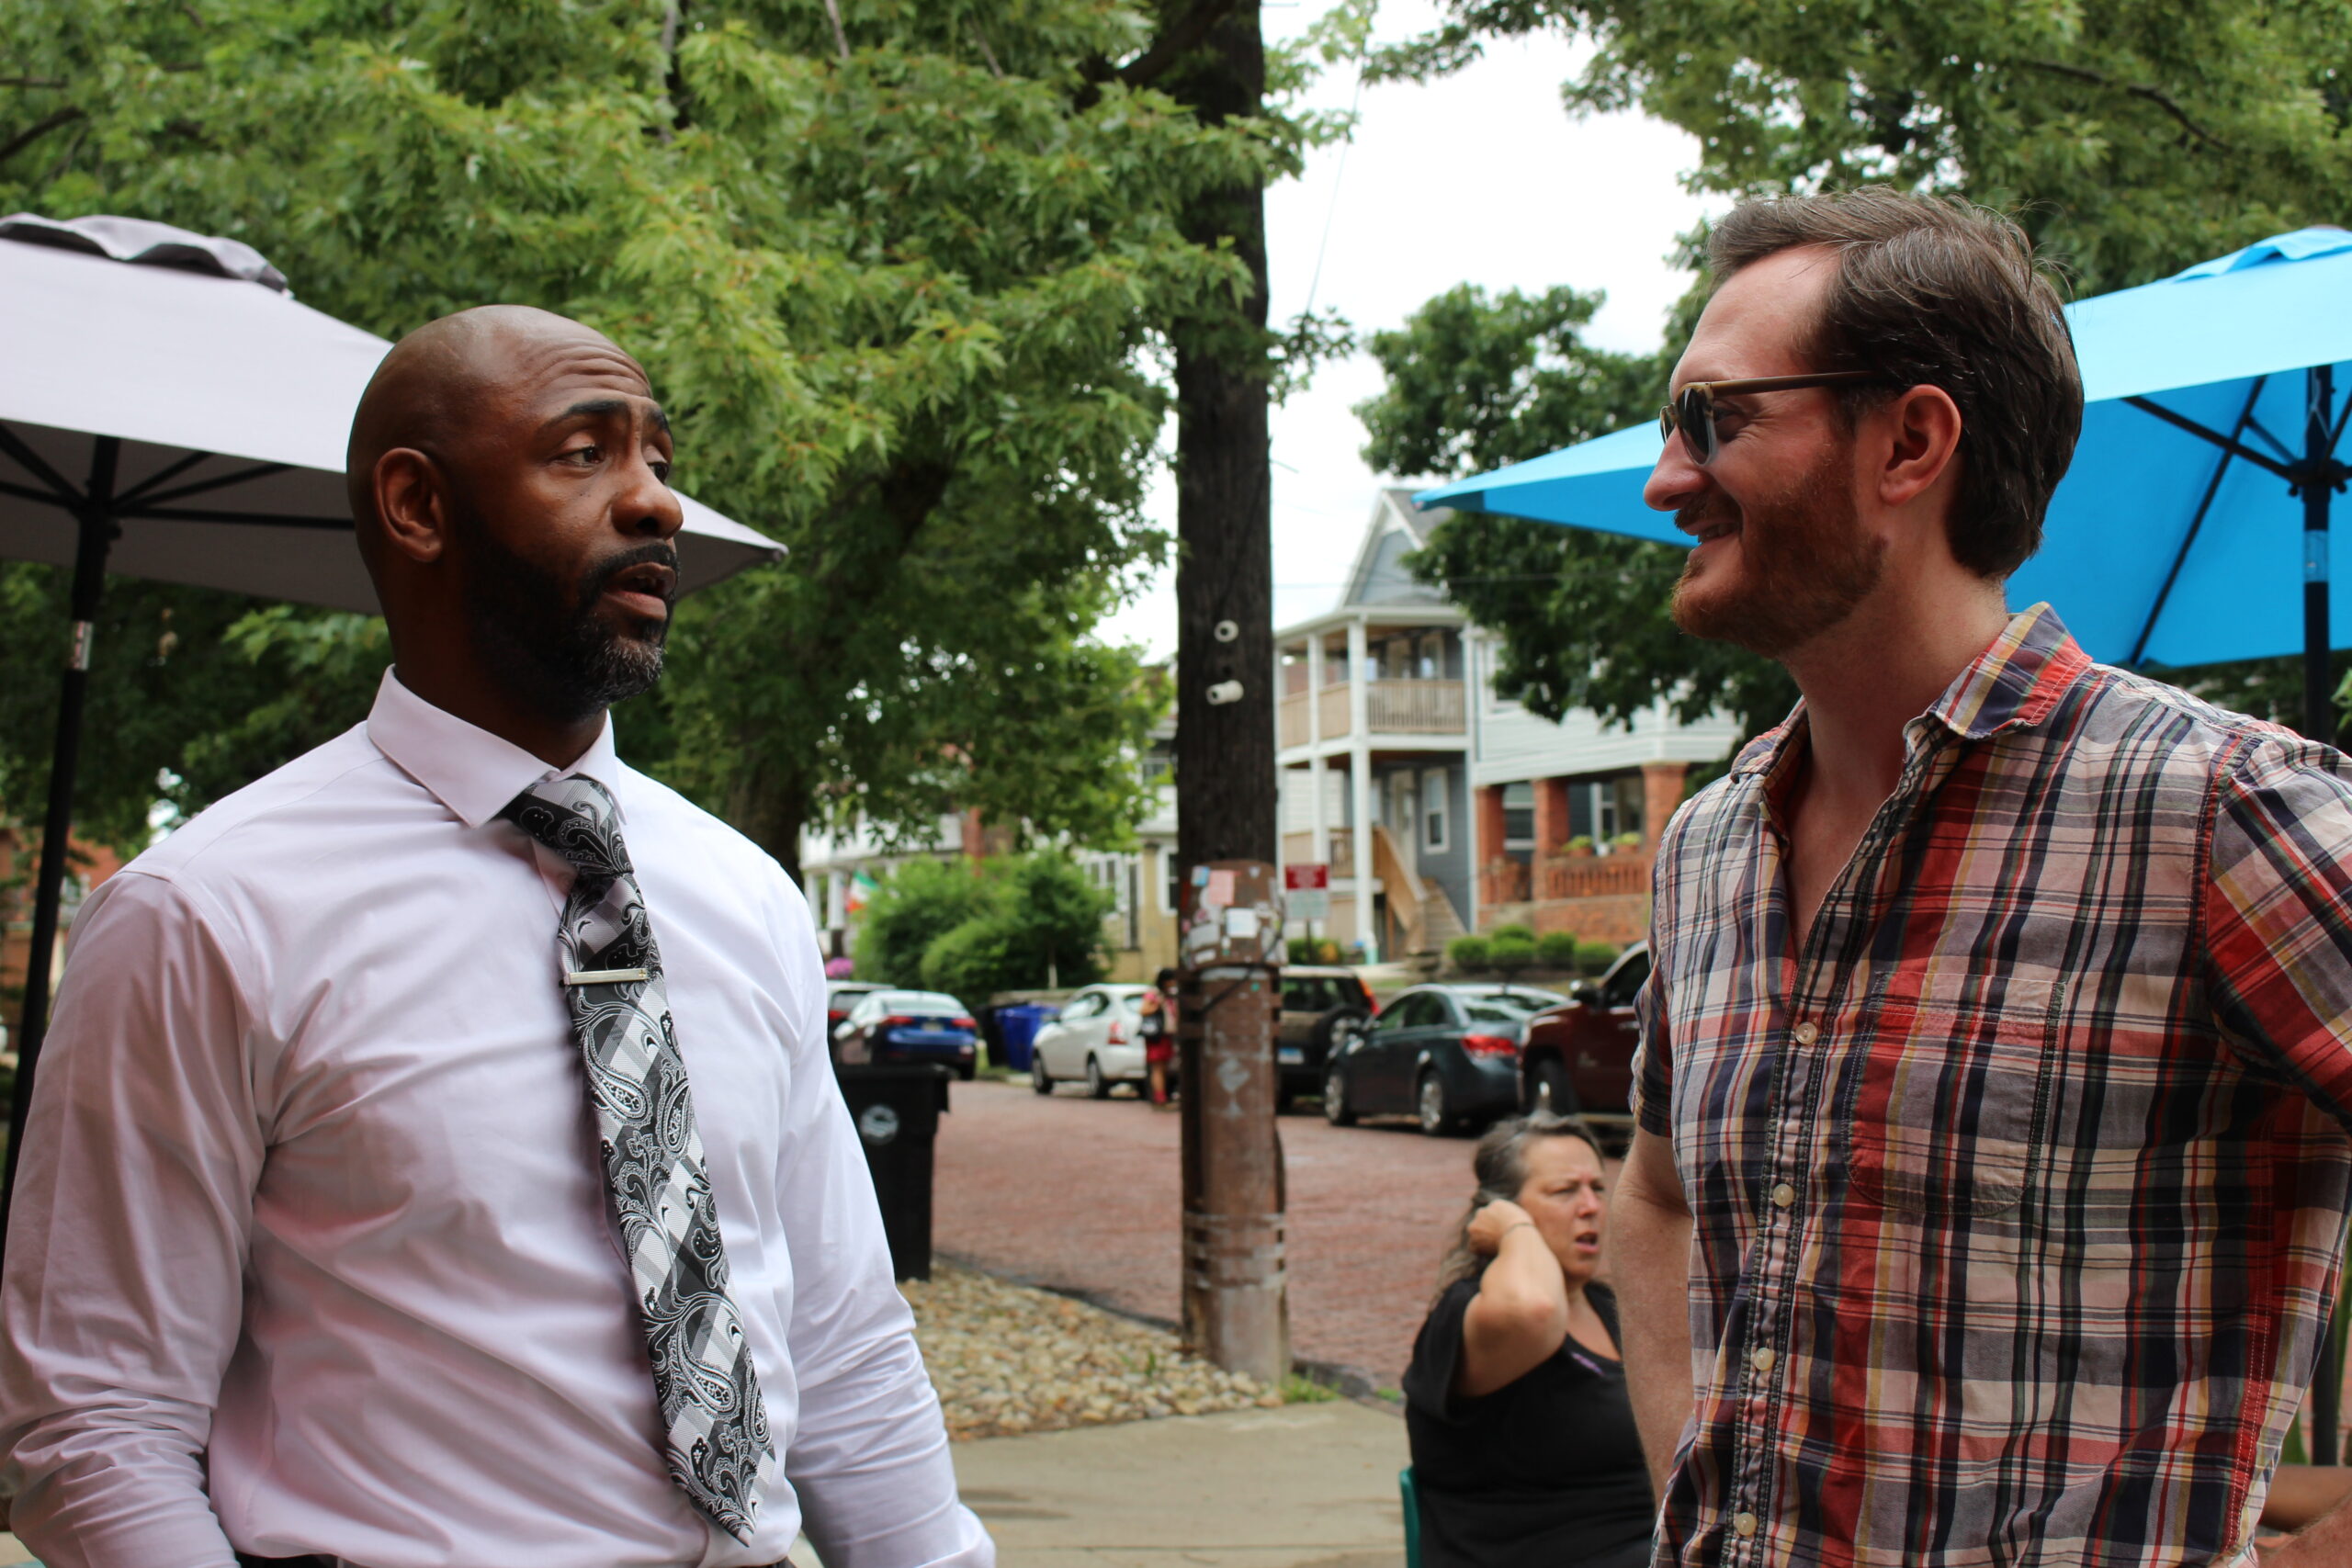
[1791,1021,1818,1045]
[1734,1512,1758,1539]
[1770,1182,1794,1208]
[1750,1348,1775,1372]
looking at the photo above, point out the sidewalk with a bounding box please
[0,1405,1409,1568]
[952,1399,1408,1568]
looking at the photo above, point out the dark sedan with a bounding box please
[1321,983,1570,1135]
[1517,943,1650,1138]
[832,988,980,1077]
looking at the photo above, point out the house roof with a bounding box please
[1275,487,1460,640]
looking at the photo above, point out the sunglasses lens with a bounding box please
[1678,388,1715,464]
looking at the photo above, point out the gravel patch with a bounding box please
[903,1262,1283,1439]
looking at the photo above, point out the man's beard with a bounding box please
[1668,444,1885,659]
[453,501,675,724]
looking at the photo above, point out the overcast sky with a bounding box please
[1096,0,1722,655]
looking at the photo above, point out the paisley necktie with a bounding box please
[503,774,773,1542]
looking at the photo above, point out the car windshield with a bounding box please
[1460,1001,1537,1025]
[1282,976,1362,1012]
[878,992,963,1014]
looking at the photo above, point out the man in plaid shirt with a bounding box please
[1615,188,2352,1566]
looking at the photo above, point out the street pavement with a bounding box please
[934,1077,1479,1389]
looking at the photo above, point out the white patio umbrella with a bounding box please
[0,214,785,1206]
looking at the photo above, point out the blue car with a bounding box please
[833,988,980,1078]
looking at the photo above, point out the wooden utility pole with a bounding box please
[1163,0,1286,1386]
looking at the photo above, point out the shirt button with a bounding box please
[1735,1511,1759,1539]
[1751,1347,1776,1372]
[1771,1182,1796,1208]
[1792,1021,1819,1045]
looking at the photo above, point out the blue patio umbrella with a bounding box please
[1419,225,2352,1460]
[1417,226,2352,737]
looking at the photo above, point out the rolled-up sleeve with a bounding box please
[2203,738,2352,1131]
[0,872,259,1568]
[769,893,992,1568]
[1631,808,1686,1138]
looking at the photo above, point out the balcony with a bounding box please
[1277,678,1466,749]
[1534,853,1651,901]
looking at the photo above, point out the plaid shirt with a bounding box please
[1634,604,2352,1568]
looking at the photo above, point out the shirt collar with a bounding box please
[1728,602,2089,784]
[365,668,626,829]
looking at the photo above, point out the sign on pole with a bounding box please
[1283,863,1330,923]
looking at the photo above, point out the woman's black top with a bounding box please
[1403,1277,1656,1568]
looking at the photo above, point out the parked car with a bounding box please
[1321,983,1570,1136]
[1029,984,1153,1099]
[832,988,980,1078]
[825,979,889,1035]
[1273,967,1375,1110]
[1516,943,1650,1134]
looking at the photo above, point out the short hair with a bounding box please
[1708,189,2083,580]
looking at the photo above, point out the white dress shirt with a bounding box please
[0,671,991,1568]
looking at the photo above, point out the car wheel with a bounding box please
[1086,1055,1111,1100]
[1531,1057,1579,1117]
[1322,1063,1356,1126]
[1417,1069,1458,1136]
[957,1061,977,1081]
[1274,1085,1295,1115]
[1031,1053,1054,1095]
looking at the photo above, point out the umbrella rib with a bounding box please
[2124,396,2297,483]
[115,505,353,530]
[109,448,219,506]
[127,461,297,509]
[0,479,71,508]
[2128,377,2266,668]
[0,423,85,507]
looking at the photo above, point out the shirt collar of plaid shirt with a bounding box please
[1727,600,2086,797]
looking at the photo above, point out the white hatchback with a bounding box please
[1029,984,1154,1099]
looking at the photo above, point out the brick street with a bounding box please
[933,1078,1483,1389]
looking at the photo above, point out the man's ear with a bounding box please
[1874,384,1963,511]
[373,447,452,565]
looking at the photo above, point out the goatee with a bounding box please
[1669,446,1884,659]
[454,502,675,723]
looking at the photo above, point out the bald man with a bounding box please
[0,308,993,1568]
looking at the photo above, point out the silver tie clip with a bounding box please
[563,967,650,987]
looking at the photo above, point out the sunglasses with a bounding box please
[1658,371,1883,466]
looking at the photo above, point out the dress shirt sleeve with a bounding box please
[0,872,260,1568]
[768,889,993,1568]
[2204,739,2352,1131]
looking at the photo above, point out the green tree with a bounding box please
[1359,0,2352,743]
[852,856,991,987]
[884,848,1112,1001]
[0,0,1290,875]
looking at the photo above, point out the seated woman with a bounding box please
[1403,1112,1655,1568]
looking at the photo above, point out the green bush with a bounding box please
[1575,940,1619,976]
[864,849,1112,999]
[1447,934,1492,972]
[1487,921,1535,944]
[1535,930,1580,969]
[853,857,991,986]
[1490,934,1536,975]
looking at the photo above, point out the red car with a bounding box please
[1516,943,1651,1135]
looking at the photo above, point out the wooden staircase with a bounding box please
[1371,824,1469,959]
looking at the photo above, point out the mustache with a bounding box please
[579,541,681,605]
[1676,494,1741,535]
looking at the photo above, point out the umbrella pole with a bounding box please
[2,437,119,1247]
[2302,364,2347,1463]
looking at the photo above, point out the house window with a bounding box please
[1417,632,1444,680]
[1421,768,1449,854]
[1502,782,1535,848]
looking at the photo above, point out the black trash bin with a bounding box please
[834,1062,953,1280]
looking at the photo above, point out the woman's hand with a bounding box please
[1468,1198,1537,1257]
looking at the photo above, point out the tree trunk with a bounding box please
[728,748,811,890]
